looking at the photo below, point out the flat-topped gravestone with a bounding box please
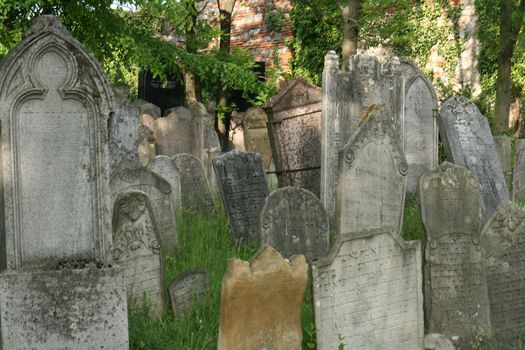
[147,155,182,209]
[213,150,270,243]
[154,106,193,156]
[336,105,407,234]
[399,59,438,193]
[112,190,164,313]
[109,95,140,173]
[493,135,512,188]
[439,96,509,226]
[111,159,178,256]
[420,162,491,343]
[312,228,423,350]
[218,245,308,350]
[172,153,215,216]
[481,200,525,342]
[0,15,128,349]
[169,268,209,317]
[264,79,322,197]
[513,140,525,204]
[259,187,329,262]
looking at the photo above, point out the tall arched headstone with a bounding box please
[0,16,128,349]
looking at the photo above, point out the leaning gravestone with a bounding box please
[109,95,140,173]
[111,159,178,256]
[336,105,407,234]
[420,162,491,344]
[112,190,164,313]
[169,268,209,317]
[264,78,322,197]
[259,187,329,262]
[218,245,308,350]
[147,155,182,209]
[312,228,423,350]
[172,153,215,216]
[399,58,439,193]
[481,200,525,343]
[0,15,128,349]
[213,150,270,243]
[513,140,525,204]
[439,96,509,226]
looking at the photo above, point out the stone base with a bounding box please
[0,266,128,350]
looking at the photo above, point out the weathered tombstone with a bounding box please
[439,96,509,226]
[420,162,491,344]
[513,139,525,204]
[169,268,209,317]
[218,245,308,350]
[266,157,279,191]
[242,107,272,170]
[264,79,322,197]
[111,159,178,256]
[134,99,161,119]
[109,95,140,173]
[0,15,128,349]
[112,190,164,313]
[147,155,182,209]
[336,105,407,234]
[493,135,512,188]
[481,200,525,343]
[213,150,270,243]
[138,70,184,116]
[154,106,193,156]
[399,58,439,193]
[172,153,215,216]
[312,228,423,350]
[259,187,329,262]
[138,124,156,167]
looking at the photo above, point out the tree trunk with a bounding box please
[494,0,525,134]
[340,0,360,70]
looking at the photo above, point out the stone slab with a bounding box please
[213,150,269,243]
[312,228,423,350]
[218,245,308,350]
[169,268,208,317]
[147,155,182,209]
[0,266,128,350]
[493,135,512,188]
[420,162,491,343]
[439,96,509,226]
[154,107,193,156]
[109,96,140,174]
[259,187,329,262]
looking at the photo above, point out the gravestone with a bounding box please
[259,187,329,262]
[138,70,184,116]
[336,105,407,234]
[0,15,128,349]
[111,159,178,256]
[134,99,161,119]
[481,200,525,343]
[242,107,272,170]
[172,153,215,216]
[154,106,193,156]
[109,95,140,173]
[420,162,491,343]
[112,190,164,313]
[213,150,270,243]
[138,124,156,167]
[264,79,322,197]
[218,245,308,350]
[493,135,512,188]
[147,155,182,209]
[513,139,525,204]
[321,51,402,224]
[169,268,208,317]
[399,59,439,193]
[439,96,509,226]
[312,228,423,350]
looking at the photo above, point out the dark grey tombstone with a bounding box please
[111,159,178,256]
[169,268,209,317]
[481,200,525,343]
[439,96,509,226]
[172,153,215,216]
[420,162,491,344]
[213,150,270,243]
[264,78,322,197]
[259,187,329,262]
